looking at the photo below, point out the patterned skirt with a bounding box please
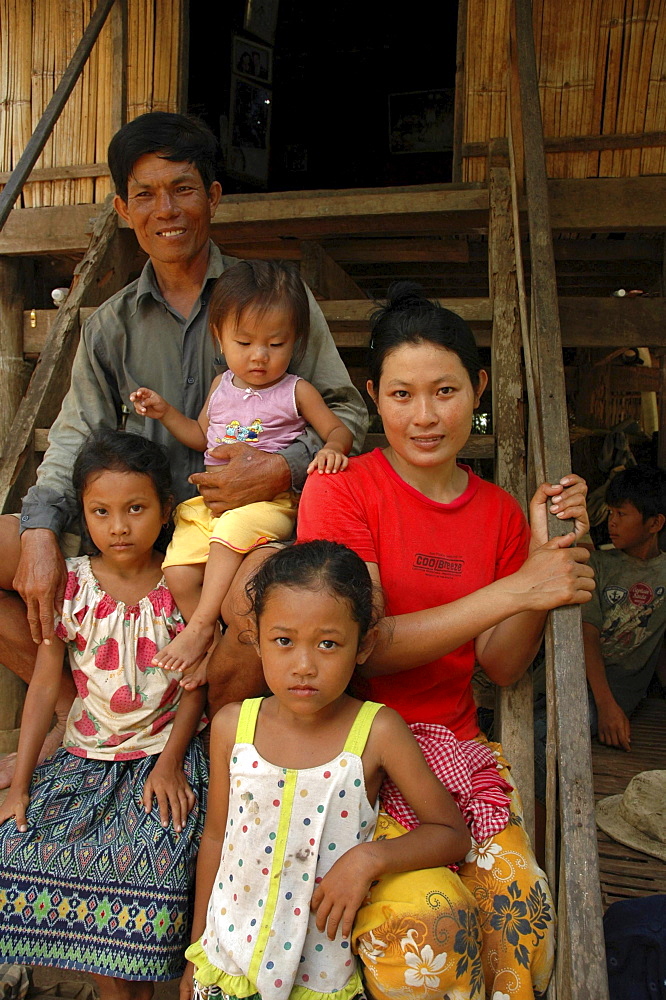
[0,740,208,981]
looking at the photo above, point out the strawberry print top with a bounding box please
[55,555,194,761]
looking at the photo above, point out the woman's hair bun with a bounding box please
[384,280,430,313]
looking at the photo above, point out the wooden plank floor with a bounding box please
[592,697,666,908]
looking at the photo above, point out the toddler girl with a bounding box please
[131,260,353,679]
[0,429,207,998]
[180,540,470,1000]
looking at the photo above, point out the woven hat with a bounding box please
[596,771,666,862]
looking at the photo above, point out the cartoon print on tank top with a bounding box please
[220,417,264,444]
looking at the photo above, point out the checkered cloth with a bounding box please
[380,722,513,844]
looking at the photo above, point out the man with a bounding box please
[0,112,367,777]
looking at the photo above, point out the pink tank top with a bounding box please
[205,370,306,465]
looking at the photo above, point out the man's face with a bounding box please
[113,153,222,266]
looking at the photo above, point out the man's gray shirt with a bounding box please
[20,243,368,536]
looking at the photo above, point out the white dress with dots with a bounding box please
[193,697,382,1000]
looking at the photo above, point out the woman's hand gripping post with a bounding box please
[517,474,595,612]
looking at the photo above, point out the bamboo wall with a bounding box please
[0,0,184,207]
[464,0,666,181]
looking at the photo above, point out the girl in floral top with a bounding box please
[0,430,207,998]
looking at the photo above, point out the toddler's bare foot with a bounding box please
[178,628,222,690]
[179,657,208,690]
[152,619,216,671]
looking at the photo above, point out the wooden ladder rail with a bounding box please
[504,1,609,997]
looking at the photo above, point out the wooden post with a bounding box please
[487,142,534,838]
[512,0,608,995]
[0,258,30,451]
[111,0,127,134]
[453,0,469,183]
[0,256,30,750]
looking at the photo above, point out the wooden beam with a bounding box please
[320,298,492,324]
[464,128,666,158]
[551,238,662,262]
[549,177,666,232]
[325,238,470,263]
[22,298,666,355]
[1,176,666,257]
[609,365,662,393]
[212,186,490,241]
[0,204,102,254]
[213,238,302,260]
[513,0,608,994]
[0,163,110,184]
[558,297,666,347]
[299,242,367,300]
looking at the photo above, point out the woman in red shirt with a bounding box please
[298,282,594,1000]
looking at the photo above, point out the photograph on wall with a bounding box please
[227,74,272,186]
[233,35,272,84]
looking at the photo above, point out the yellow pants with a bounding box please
[162,494,298,568]
[353,741,555,999]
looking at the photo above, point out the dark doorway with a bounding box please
[188,0,457,193]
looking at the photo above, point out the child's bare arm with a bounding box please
[142,685,207,833]
[0,638,65,831]
[179,703,238,998]
[296,380,354,475]
[131,387,208,452]
[311,708,470,940]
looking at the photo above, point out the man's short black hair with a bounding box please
[606,465,666,522]
[108,111,219,202]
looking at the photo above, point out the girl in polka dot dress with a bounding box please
[181,541,470,1000]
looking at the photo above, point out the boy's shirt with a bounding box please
[582,548,666,716]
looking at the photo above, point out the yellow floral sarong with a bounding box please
[353,741,554,999]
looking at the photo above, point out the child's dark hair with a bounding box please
[247,540,376,641]
[606,465,666,522]
[72,429,174,552]
[368,280,483,390]
[209,260,310,364]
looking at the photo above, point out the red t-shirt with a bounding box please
[297,449,530,739]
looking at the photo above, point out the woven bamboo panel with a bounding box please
[0,0,184,206]
[463,0,666,182]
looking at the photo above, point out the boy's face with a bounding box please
[607,501,657,553]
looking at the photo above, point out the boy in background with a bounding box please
[534,465,666,802]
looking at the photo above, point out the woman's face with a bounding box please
[368,342,487,473]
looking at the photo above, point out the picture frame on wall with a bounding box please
[233,35,272,84]
[227,74,272,187]
[243,0,280,45]
[388,89,454,154]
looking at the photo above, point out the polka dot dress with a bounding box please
[195,698,381,999]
